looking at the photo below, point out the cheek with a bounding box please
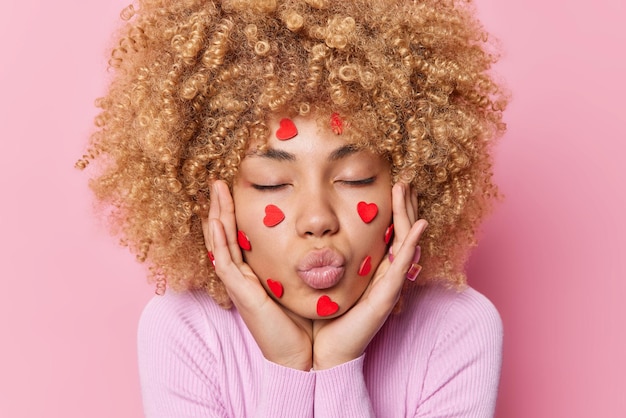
[352,191,393,231]
[349,197,392,256]
[356,201,379,224]
[234,200,290,255]
[262,204,285,227]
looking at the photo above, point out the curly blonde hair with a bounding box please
[78,0,507,307]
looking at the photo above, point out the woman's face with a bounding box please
[232,116,392,320]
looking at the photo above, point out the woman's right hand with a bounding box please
[202,180,314,371]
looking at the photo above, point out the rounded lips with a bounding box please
[296,248,346,290]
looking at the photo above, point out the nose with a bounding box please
[295,189,340,238]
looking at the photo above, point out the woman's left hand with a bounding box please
[311,182,427,370]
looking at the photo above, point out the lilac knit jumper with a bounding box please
[138,284,502,417]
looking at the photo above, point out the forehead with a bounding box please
[248,115,355,156]
[239,115,393,180]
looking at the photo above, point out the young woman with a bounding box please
[78,0,508,416]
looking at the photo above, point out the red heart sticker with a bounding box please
[330,112,344,135]
[266,279,284,298]
[357,201,378,223]
[263,204,285,227]
[237,230,251,251]
[358,255,372,276]
[275,118,298,140]
[316,295,339,317]
[384,224,394,244]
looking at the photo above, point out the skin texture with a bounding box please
[203,116,428,370]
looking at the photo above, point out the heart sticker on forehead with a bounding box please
[330,112,344,135]
[317,295,339,317]
[266,279,284,298]
[275,118,298,140]
[263,204,285,227]
[357,201,378,223]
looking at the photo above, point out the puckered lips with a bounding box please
[296,248,345,290]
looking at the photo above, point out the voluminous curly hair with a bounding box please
[78,0,507,307]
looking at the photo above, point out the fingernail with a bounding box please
[207,251,215,267]
[406,263,422,281]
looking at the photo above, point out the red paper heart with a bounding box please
[316,295,339,317]
[266,279,284,298]
[357,201,378,223]
[330,112,344,135]
[263,204,285,227]
[275,118,298,140]
[384,224,394,244]
[358,255,372,276]
[237,230,251,251]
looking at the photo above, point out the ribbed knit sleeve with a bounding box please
[137,285,502,417]
[137,291,315,418]
[257,359,315,418]
[412,288,503,417]
[314,354,375,417]
[138,292,227,417]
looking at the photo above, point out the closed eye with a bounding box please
[251,183,289,191]
[340,177,375,186]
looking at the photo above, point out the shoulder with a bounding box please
[138,288,231,323]
[138,289,235,341]
[137,290,248,415]
[137,289,247,369]
[373,283,502,364]
[404,283,502,341]
[385,283,503,372]
[405,285,503,413]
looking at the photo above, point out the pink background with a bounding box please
[1,0,624,416]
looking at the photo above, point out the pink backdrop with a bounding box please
[1,1,624,417]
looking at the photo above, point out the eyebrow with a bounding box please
[250,148,296,161]
[249,144,360,162]
[328,144,359,161]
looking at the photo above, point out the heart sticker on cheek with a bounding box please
[237,230,251,251]
[266,279,284,298]
[384,224,394,244]
[357,201,378,223]
[275,118,298,140]
[263,204,285,227]
[316,295,339,317]
[358,255,372,276]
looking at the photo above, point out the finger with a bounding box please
[402,184,417,227]
[409,185,418,224]
[374,219,427,301]
[209,218,261,302]
[340,219,428,337]
[213,180,244,265]
[403,182,416,225]
[392,182,411,237]
[202,181,220,255]
[391,182,411,254]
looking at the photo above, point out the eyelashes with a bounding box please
[252,183,288,191]
[251,177,376,191]
[340,177,375,186]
